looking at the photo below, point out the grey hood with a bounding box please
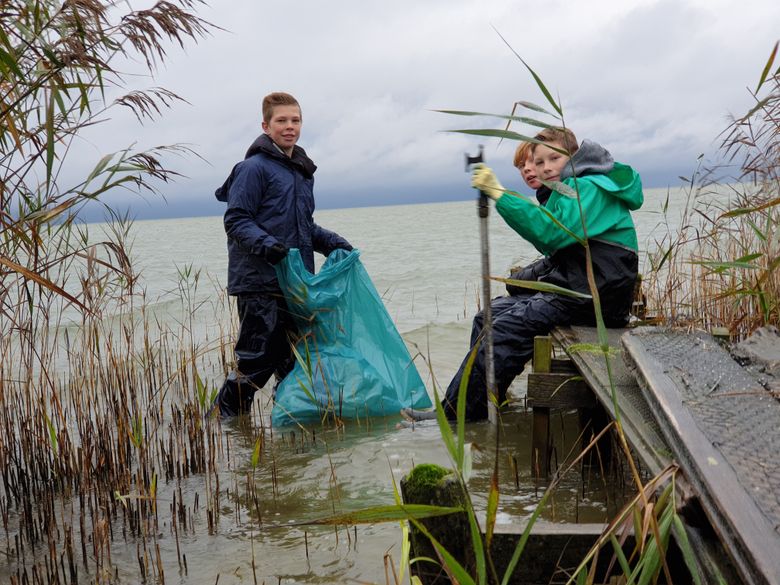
[559,139,614,181]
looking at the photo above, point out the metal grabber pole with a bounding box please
[465,146,498,424]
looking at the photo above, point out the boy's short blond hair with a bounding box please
[262,92,301,123]
[532,127,579,155]
[513,142,533,169]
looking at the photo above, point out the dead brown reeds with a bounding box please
[644,50,780,339]
[0,2,257,583]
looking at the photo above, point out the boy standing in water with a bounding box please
[211,92,352,417]
[406,128,642,422]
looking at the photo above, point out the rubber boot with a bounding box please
[207,372,255,417]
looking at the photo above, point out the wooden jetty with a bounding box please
[404,324,780,584]
[540,325,780,585]
[622,327,780,585]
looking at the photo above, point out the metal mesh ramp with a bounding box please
[551,326,672,476]
[622,327,780,585]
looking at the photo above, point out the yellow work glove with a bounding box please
[470,163,506,201]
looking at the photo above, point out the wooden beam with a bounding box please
[527,372,595,409]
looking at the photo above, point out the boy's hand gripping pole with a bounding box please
[465,146,498,424]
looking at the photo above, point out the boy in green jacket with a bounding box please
[406,128,643,421]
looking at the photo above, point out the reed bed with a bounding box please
[644,70,780,339]
[0,234,235,583]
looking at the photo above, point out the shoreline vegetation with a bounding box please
[1,1,778,582]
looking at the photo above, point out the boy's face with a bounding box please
[534,142,570,183]
[262,104,302,155]
[521,157,542,190]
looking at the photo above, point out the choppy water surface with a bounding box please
[2,188,719,584]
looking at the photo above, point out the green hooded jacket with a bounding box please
[495,161,643,257]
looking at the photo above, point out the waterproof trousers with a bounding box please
[442,291,596,421]
[213,292,296,416]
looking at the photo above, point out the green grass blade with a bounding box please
[671,515,702,585]
[45,87,55,191]
[609,533,632,577]
[692,260,759,272]
[44,412,58,455]
[500,485,552,585]
[251,436,262,468]
[297,504,463,526]
[390,470,411,584]
[448,127,538,142]
[431,383,459,468]
[756,41,778,93]
[86,153,115,185]
[492,277,591,299]
[542,179,577,198]
[449,129,569,155]
[456,343,479,468]
[514,100,559,117]
[435,109,556,130]
[409,517,477,585]
[485,472,499,547]
[635,504,675,585]
[719,197,780,218]
[491,25,562,116]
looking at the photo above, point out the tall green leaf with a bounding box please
[435,109,556,130]
[492,277,591,299]
[45,85,55,191]
[456,343,480,469]
[491,25,562,116]
[756,40,778,93]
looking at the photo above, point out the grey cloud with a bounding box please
[61,0,780,219]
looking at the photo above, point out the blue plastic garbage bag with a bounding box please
[271,248,431,426]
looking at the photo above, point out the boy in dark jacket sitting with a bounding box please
[405,128,642,422]
[211,92,352,417]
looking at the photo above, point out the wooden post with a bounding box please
[531,336,552,478]
[400,464,472,584]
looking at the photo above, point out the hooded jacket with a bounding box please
[496,140,643,325]
[217,134,351,295]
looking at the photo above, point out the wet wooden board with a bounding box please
[550,326,672,475]
[622,327,780,585]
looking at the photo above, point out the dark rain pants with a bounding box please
[214,292,297,415]
[441,291,596,421]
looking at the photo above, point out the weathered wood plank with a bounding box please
[527,372,595,409]
[487,520,635,585]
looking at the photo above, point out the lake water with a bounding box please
[3,187,706,584]
[124,187,688,390]
[129,190,685,581]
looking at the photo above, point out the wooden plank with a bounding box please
[527,372,595,409]
[622,329,780,585]
[532,335,552,373]
[550,357,577,373]
[488,521,635,585]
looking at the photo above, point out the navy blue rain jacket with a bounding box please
[216,134,351,295]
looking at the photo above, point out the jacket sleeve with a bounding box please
[312,224,352,256]
[223,162,279,257]
[495,180,626,256]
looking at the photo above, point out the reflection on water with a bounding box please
[170,404,627,584]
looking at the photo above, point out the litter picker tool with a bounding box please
[465,146,498,424]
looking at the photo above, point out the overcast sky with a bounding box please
[72,0,780,220]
